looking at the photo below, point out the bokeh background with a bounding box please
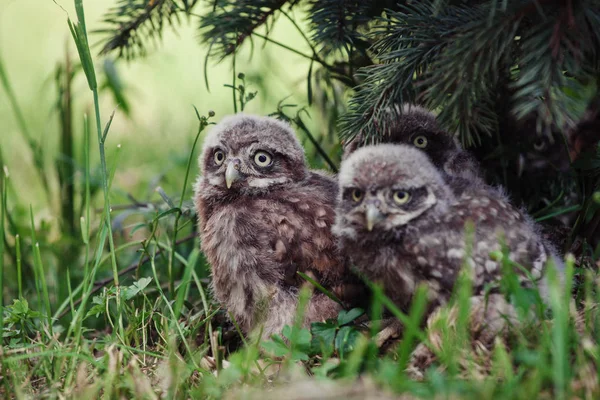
[0,0,325,218]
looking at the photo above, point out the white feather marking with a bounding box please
[208,176,224,186]
[247,176,290,187]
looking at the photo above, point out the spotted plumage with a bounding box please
[194,114,352,340]
[333,144,563,314]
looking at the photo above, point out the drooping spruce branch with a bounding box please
[339,0,600,146]
[97,0,200,59]
[199,0,297,59]
[307,0,373,57]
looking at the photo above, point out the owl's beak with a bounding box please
[365,204,384,231]
[225,160,242,189]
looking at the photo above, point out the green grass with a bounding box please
[1,2,600,399]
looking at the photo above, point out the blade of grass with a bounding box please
[366,283,384,372]
[366,280,429,344]
[0,166,7,341]
[62,225,113,392]
[535,205,581,223]
[66,268,75,321]
[297,271,342,305]
[0,54,50,199]
[548,254,575,400]
[192,270,217,368]
[149,250,200,370]
[397,284,429,373]
[58,235,195,321]
[173,249,199,320]
[32,241,53,337]
[28,206,42,312]
[68,0,123,340]
[444,220,476,377]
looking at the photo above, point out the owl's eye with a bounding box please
[413,135,428,148]
[214,150,226,165]
[392,190,411,205]
[533,138,547,151]
[351,189,364,202]
[254,151,273,167]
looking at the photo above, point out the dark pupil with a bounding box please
[417,138,424,144]
[216,152,223,160]
[259,155,267,163]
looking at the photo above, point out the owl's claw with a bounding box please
[373,318,403,348]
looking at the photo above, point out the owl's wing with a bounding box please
[268,172,350,291]
[403,224,463,302]
[460,193,553,285]
[408,192,554,299]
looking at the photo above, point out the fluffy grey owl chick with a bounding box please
[194,114,351,340]
[343,104,484,192]
[333,144,563,314]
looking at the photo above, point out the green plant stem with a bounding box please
[67,0,124,342]
[168,111,209,296]
[294,114,338,172]
[92,89,124,340]
[15,234,22,299]
[232,51,238,113]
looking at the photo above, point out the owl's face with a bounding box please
[389,123,457,171]
[515,131,569,176]
[200,115,307,195]
[344,104,457,169]
[335,144,453,240]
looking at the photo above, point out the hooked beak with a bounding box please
[365,203,385,232]
[225,160,242,189]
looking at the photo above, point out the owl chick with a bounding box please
[194,114,350,340]
[343,104,484,191]
[333,144,563,338]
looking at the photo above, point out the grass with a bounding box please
[1,2,600,399]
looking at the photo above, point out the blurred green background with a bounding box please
[0,0,324,219]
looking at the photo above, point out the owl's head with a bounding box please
[199,114,307,195]
[343,104,458,170]
[514,126,569,177]
[334,144,454,239]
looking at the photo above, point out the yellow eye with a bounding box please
[351,189,363,202]
[413,135,428,148]
[214,150,225,165]
[254,151,272,167]
[393,190,411,205]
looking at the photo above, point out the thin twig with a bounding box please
[294,113,338,173]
